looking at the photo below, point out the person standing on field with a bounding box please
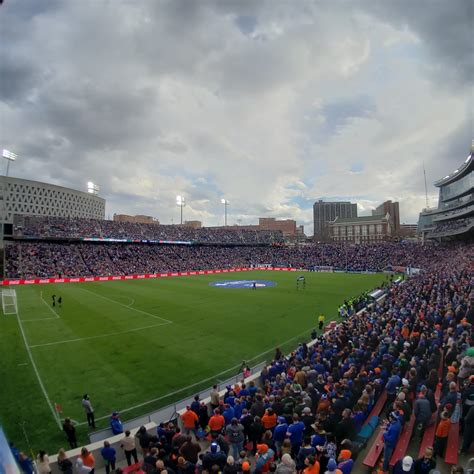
[82,394,95,428]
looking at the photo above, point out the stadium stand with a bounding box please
[12,215,285,244]
[3,236,458,279]
[5,239,474,474]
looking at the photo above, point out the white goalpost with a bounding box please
[2,289,18,315]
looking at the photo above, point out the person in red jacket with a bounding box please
[181,406,199,438]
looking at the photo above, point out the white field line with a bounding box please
[75,325,314,425]
[40,291,61,318]
[15,303,62,429]
[22,317,61,322]
[21,292,60,322]
[29,321,171,348]
[80,287,173,324]
[126,298,135,307]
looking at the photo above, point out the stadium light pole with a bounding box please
[1,150,18,246]
[220,198,229,226]
[2,149,17,177]
[87,181,100,195]
[176,195,186,224]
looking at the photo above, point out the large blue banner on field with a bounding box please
[210,280,277,289]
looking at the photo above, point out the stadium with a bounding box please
[1,2,473,474]
[0,145,473,474]
[418,147,474,240]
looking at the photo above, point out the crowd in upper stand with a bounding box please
[12,216,284,244]
[4,241,453,279]
[431,217,474,236]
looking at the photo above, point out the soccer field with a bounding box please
[0,270,387,452]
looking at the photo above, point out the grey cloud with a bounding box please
[361,0,473,87]
[0,53,39,103]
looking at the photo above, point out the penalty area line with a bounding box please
[80,287,173,324]
[15,304,62,429]
[40,291,61,319]
[29,321,171,348]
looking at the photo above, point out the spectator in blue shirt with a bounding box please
[382,412,402,472]
[287,414,305,456]
[100,441,116,474]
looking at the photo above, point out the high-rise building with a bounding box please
[372,200,400,233]
[313,200,357,241]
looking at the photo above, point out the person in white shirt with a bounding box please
[121,430,139,466]
[81,394,95,428]
[36,451,51,474]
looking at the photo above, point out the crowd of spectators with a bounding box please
[430,217,474,236]
[12,216,284,245]
[4,241,454,279]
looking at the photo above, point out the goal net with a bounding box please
[2,289,18,315]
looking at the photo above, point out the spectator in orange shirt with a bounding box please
[303,455,320,474]
[209,408,225,435]
[181,406,199,438]
[80,448,95,474]
[433,411,451,457]
[262,408,277,431]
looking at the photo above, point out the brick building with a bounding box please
[328,214,392,243]
[372,200,400,233]
[113,214,159,224]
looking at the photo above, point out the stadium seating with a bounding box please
[445,422,460,465]
[4,239,457,279]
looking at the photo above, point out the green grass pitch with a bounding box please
[0,270,387,452]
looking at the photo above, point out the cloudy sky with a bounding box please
[0,0,472,234]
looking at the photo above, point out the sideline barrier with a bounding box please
[0,265,402,286]
[0,267,303,285]
[48,364,267,474]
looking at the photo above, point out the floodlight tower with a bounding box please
[1,149,18,246]
[176,195,186,224]
[87,181,100,195]
[2,149,17,177]
[220,198,229,226]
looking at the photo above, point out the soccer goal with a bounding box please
[2,289,18,315]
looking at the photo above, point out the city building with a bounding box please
[399,224,418,238]
[313,200,358,241]
[328,213,392,243]
[113,214,159,224]
[372,200,400,233]
[184,220,202,229]
[258,217,296,236]
[0,176,105,238]
[418,142,474,240]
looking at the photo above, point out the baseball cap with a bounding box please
[327,459,337,472]
[402,456,413,471]
[339,449,351,460]
[257,444,268,454]
[210,442,219,453]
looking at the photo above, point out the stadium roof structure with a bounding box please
[331,214,388,224]
[434,144,473,187]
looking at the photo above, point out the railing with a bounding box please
[88,361,267,443]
